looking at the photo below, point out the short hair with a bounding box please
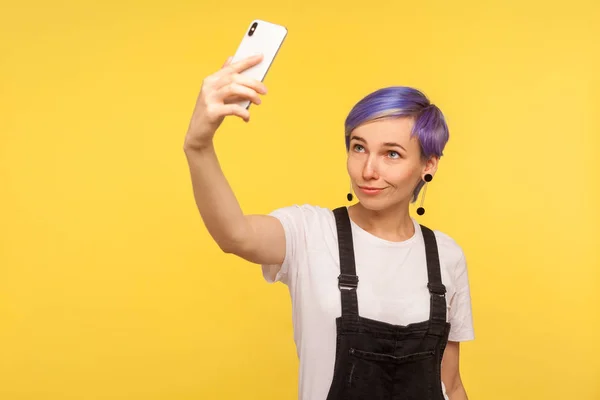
[344,86,450,202]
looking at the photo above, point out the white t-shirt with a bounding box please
[261,204,475,400]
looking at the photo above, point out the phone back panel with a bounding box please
[231,20,287,108]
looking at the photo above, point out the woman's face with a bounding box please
[346,117,438,211]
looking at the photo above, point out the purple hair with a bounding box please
[344,86,450,203]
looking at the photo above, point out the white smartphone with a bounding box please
[230,19,288,109]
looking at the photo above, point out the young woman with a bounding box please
[184,54,475,400]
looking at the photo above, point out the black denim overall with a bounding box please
[325,207,450,400]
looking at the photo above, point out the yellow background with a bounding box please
[1,0,599,399]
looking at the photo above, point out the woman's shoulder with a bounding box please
[426,226,466,268]
[267,204,339,253]
[269,203,333,219]
[268,203,336,233]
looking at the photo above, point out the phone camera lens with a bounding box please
[249,22,258,36]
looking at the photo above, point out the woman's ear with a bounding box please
[423,156,440,178]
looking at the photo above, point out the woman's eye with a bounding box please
[388,151,400,159]
[353,144,365,152]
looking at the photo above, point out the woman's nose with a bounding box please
[362,156,379,180]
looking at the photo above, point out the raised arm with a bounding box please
[183,54,285,266]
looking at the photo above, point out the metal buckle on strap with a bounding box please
[427,282,447,296]
[338,274,359,290]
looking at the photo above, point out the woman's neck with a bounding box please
[348,202,415,242]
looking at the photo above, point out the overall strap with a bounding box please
[420,225,448,334]
[333,207,360,321]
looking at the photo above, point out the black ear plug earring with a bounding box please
[347,181,353,201]
[416,173,433,215]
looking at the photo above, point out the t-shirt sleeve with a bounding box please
[447,251,475,342]
[260,204,308,286]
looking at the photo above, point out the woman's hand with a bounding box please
[184,54,268,151]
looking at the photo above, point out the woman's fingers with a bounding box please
[221,56,233,68]
[212,72,267,95]
[227,53,264,73]
[232,73,267,95]
[213,53,263,79]
[214,81,263,106]
[210,54,267,95]
[218,103,251,122]
[196,53,268,127]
